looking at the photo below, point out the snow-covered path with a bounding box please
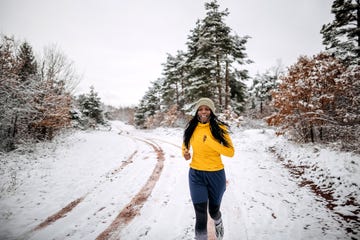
[224,130,347,239]
[0,121,358,240]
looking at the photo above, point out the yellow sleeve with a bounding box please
[205,129,234,157]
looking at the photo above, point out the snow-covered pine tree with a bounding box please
[134,0,251,127]
[16,41,37,82]
[134,79,163,128]
[0,36,21,151]
[0,37,44,150]
[185,18,216,103]
[78,86,104,125]
[229,73,247,113]
[184,0,251,113]
[14,42,42,139]
[249,72,275,114]
[248,63,283,116]
[321,0,360,65]
[161,51,187,110]
[226,33,252,113]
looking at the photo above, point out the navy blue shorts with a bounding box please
[188,168,226,205]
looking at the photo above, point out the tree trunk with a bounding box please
[216,55,222,109]
[357,0,360,60]
[225,61,229,109]
[319,127,323,141]
[11,114,18,138]
[310,125,314,143]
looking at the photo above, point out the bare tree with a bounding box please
[40,44,80,94]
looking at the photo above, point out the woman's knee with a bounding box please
[194,202,208,230]
[208,203,221,220]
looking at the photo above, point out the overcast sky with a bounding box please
[0,0,333,106]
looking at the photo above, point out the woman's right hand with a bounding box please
[184,149,191,160]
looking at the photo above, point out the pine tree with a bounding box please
[0,36,44,148]
[229,73,247,113]
[185,18,217,103]
[161,51,187,109]
[249,73,274,114]
[79,86,104,124]
[16,41,37,82]
[0,36,20,150]
[134,0,252,127]
[134,79,162,128]
[321,0,360,65]
[134,99,147,127]
[184,0,251,112]
[249,64,283,115]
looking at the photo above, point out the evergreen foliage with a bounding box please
[321,0,360,65]
[248,63,284,116]
[77,86,105,126]
[0,36,38,150]
[161,52,187,109]
[135,0,251,128]
[17,41,37,82]
[134,79,162,128]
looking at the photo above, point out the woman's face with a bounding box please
[197,105,211,123]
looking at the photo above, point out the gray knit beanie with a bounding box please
[194,97,216,113]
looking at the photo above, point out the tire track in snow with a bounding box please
[33,196,86,231]
[96,138,165,240]
[30,149,138,232]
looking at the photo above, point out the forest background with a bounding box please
[0,0,359,153]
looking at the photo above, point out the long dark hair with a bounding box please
[183,111,231,149]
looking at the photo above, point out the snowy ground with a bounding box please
[0,120,359,240]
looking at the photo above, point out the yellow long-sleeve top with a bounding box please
[182,122,234,171]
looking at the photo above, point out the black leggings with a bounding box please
[194,202,221,236]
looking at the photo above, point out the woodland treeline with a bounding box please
[134,0,360,152]
[0,36,114,151]
[1,0,359,153]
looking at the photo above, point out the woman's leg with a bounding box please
[208,202,221,220]
[207,170,226,239]
[193,202,208,240]
[209,202,224,239]
[207,169,226,212]
[189,168,209,239]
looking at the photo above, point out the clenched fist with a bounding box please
[184,149,191,160]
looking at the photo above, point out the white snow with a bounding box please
[0,120,359,240]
